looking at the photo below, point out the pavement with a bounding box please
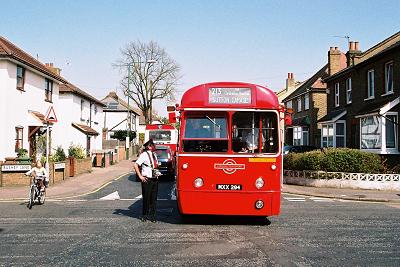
[1,160,399,203]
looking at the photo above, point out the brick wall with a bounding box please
[0,161,68,187]
[75,158,92,176]
[1,171,31,186]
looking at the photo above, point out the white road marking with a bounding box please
[100,191,120,200]
[284,197,306,202]
[134,194,143,200]
[309,197,334,202]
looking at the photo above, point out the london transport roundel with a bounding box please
[214,159,245,175]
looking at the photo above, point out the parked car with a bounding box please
[283,145,319,156]
[154,145,176,180]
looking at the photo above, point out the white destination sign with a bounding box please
[209,87,252,104]
[54,163,66,170]
[1,165,32,172]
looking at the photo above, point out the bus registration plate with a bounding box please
[216,184,242,190]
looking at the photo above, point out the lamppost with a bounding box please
[124,59,156,159]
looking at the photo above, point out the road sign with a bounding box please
[45,106,58,123]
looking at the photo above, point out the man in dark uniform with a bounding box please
[133,139,160,222]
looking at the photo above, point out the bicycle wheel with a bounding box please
[38,190,46,205]
[27,186,35,209]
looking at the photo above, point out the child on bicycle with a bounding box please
[25,160,48,191]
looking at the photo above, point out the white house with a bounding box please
[0,36,66,161]
[56,81,105,156]
[101,91,140,145]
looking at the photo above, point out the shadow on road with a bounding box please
[113,200,271,226]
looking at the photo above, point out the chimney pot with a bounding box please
[355,41,360,51]
[349,41,355,51]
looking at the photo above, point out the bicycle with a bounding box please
[27,175,46,209]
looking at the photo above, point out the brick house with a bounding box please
[321,32,400,155]
[282,58,345,147]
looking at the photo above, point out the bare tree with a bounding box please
[115,40,180,124]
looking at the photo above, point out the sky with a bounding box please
[1,0,399,116]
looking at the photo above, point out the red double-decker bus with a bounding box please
[169,82,284,217]
[145,124,178,153]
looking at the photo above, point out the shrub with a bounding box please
[68,144,86,159]
[51,146,66,162]
[284,148,384,173]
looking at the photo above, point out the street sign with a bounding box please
[45,106,58,123]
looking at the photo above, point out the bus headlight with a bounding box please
[255,177,264,189]
[271,164,277,170]
[182,163,188,170]
[194,178,203,188]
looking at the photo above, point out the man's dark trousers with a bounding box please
[141,178,159,219]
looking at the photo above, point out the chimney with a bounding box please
[328,47,342,76]
[286,72,295,90]
[346,41,362,67]
[45,63,61,76]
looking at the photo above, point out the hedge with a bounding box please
[284,148,385,173]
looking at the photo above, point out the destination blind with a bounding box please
[208,87,252,104]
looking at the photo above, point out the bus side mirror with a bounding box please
[168,112,177,123]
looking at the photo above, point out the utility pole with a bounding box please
[126,64,131,160]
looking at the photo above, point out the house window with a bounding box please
[16,66,25,90]
[45,78,53,102]
[367,69,375,99]
[297,97,302,112]
[15,127,23,152]
[385,62,393,94]
[361,116,381,149]
[360,113,398,152]
[286,100,292,109]
[304,93,310,110]
[335,122,345,147]
[80,99,85,120]
[293,126,308,146]
[322,124,334,147]
[346,78,352,104]
[334,83,340,107]
[385,114,397,149]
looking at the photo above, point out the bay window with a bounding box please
[321,121,345,148]
[360,113,398,153]
[293,126,308,146]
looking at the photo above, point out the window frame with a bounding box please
[384,61,394,95]
[304,93,310,110]
[297,97,302,112]
[366,69,375,99]
[15,126,23,152]
[16,65,25,91]
[286,100,292,110]
[346,77,352,104]
[334,83,340,107]
[293,126,309,146]
[321,121,346,148]
[359,112,399,154]
[45,78,53,102]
